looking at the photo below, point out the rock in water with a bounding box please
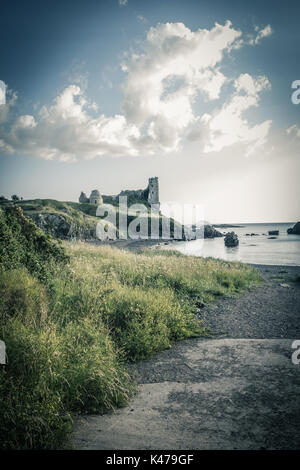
[287,222,300,234]
[204,225,223,238]
[224,231,239,247]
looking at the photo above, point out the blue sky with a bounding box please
[0,0,299,222]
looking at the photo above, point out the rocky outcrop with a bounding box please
[204,225,223,238]
[224,231,239,247]
[27,213,96,240]
[184,224,223,240]
[287,222,300,235]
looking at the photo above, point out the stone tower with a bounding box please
[79,191,89,203]
[89,190,103,205]
[147,177,159,205]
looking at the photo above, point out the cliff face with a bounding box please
[27,211,224,241]
[204,225,223,238]
[0,199,99,241]
[27,212,97,240]
[1,199,223,242]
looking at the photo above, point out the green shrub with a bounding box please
[0,206,68,281]
[0,319,71,449]
[102,286,205,361]
[0,269,48,328]
[0,315,132,449]
[54,318,132,412]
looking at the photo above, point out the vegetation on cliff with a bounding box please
[0,207,260,449]
[0,205,68,281]
[0,197,223,241]
[0,198,185,240]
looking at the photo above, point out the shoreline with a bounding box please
[81,237,300,268]
[199,262,300,339]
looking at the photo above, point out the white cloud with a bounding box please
[1,85,140,161]
[287,125,300,138]
[120,20,241,152]
[0,21,272,160]
[119,0,128,6]
[203,73,272,155]
[249,24,273,45]
[137,15,147,23]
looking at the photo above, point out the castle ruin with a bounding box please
[79,177,159,207]
[147,177,159,205]
[79,190,103,205]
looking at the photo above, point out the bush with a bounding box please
[0,314,132,449]
[0,319,71,449]
[0,269,48,328]
[0,206,68,282]
[54,318,132,412]
[102,286,204,361]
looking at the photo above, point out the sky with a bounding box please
[0,0,300,223]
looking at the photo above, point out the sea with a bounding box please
[170,223,300,266]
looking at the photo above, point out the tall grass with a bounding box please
[0,214,261,449]
[0,269,132,449]
[49,242,260,361]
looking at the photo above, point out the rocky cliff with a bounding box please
[1,198,223,242]
[27,212,97,240]
[287,222,300,235]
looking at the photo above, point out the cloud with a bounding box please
[1,85,140,161]
[203,74,272,155]
[119,0,128,6]
[137,15,147,23]
[287,125,300,138]
[249,25,273,45]
[0,21,272,161]
[120,20,241,152]
[63,59,89,91]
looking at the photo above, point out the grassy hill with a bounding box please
[0,198,185,241]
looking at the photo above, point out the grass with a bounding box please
[0,267,133,449]
[0,207,261,449]
[50,243,260,362]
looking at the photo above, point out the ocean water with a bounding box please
[171,223,300,266]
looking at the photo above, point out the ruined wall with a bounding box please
[79,177,159,206]
[89,190,103,205]
[79,191,89,203]
[147,177,159,205]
